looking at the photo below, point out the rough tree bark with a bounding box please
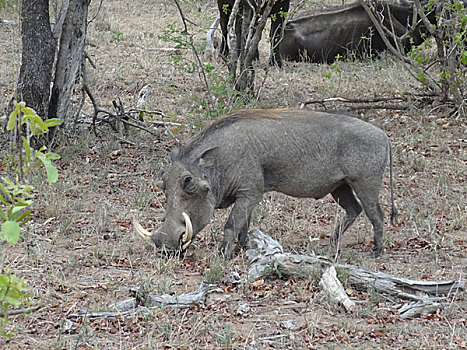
[16,0,57,119]
[12,0,91,135]
[48,0,90,124]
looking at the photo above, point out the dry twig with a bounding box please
[300,95,409,110]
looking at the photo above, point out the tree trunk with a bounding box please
[16,0,56,119]
[228,0,275,94]
[48,0,90,124]
[12,0,90,136]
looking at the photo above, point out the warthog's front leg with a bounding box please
[220,196,260,259]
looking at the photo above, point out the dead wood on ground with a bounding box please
[67,281,218,321]
[246,229,465,319]
[300,95,410,111]
[65,229,464,325]
[78,62,179,141]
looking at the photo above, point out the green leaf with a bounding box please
[205,64,215,73]
[11,202,32,215]
[36,152,58,184]
[6,107,18,131]
[3,177,14,187]
[1,221,20,245]
[0,182,12,202]
[25,115,48,135]
[4,296,23,307]
[462,51,467,65]
[0,192,8,205]
[16,210,32,226]
[45,118,62,127]
[45,152,61,160]
[21,107,37,117]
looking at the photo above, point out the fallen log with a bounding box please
[246,228,465,318]
[68,281,218,320]
[319,265,355,312]
[66,229,464,322]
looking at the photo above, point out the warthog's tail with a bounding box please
[389,145,398,225]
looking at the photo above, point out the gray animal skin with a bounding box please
[137,109,397,258]
[279,1,437,63]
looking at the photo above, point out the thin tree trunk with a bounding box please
[17,0,56,118]
[48,0,90,124]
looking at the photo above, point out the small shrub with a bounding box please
[0,101,61,336]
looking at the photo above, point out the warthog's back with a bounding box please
[181,109,389,199]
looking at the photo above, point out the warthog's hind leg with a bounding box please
[330,184,363,252]
[351,182,385,257]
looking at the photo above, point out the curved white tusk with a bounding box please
[133,216,153,241]
[181,212,193,249]
[181,240,192,251]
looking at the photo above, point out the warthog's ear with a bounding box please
[198,147,217,169]
[171,147,180,162]
[198,147,217,192]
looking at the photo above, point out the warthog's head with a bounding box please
[134,148,216,252]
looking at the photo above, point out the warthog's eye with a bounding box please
[181,174,197,194]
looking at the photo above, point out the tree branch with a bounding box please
[359,0,410,64]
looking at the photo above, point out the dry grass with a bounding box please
[0,0,466,349]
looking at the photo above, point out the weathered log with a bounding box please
[398,300,445,319]
[319,266,355,312]
[136,84,152,109]
[68,281,217,320]
[246,228,465,318]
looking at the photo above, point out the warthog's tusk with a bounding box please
[181,212,193,250]
[133,216,153,241]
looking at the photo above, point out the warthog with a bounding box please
[279,1,436,63]
[135,109,397,258]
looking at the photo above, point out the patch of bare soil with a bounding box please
[1,0,466,349]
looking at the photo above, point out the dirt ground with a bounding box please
[0,0,466,349]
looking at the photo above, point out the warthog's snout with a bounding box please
[133,212,193,251]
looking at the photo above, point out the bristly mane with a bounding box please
[178,109,289,159]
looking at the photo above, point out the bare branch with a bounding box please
[227,0,244,79]
[0,304,43,317]
[359,0,410,63]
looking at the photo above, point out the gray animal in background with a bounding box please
[279,1,437,63]
[134,109,397,258]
